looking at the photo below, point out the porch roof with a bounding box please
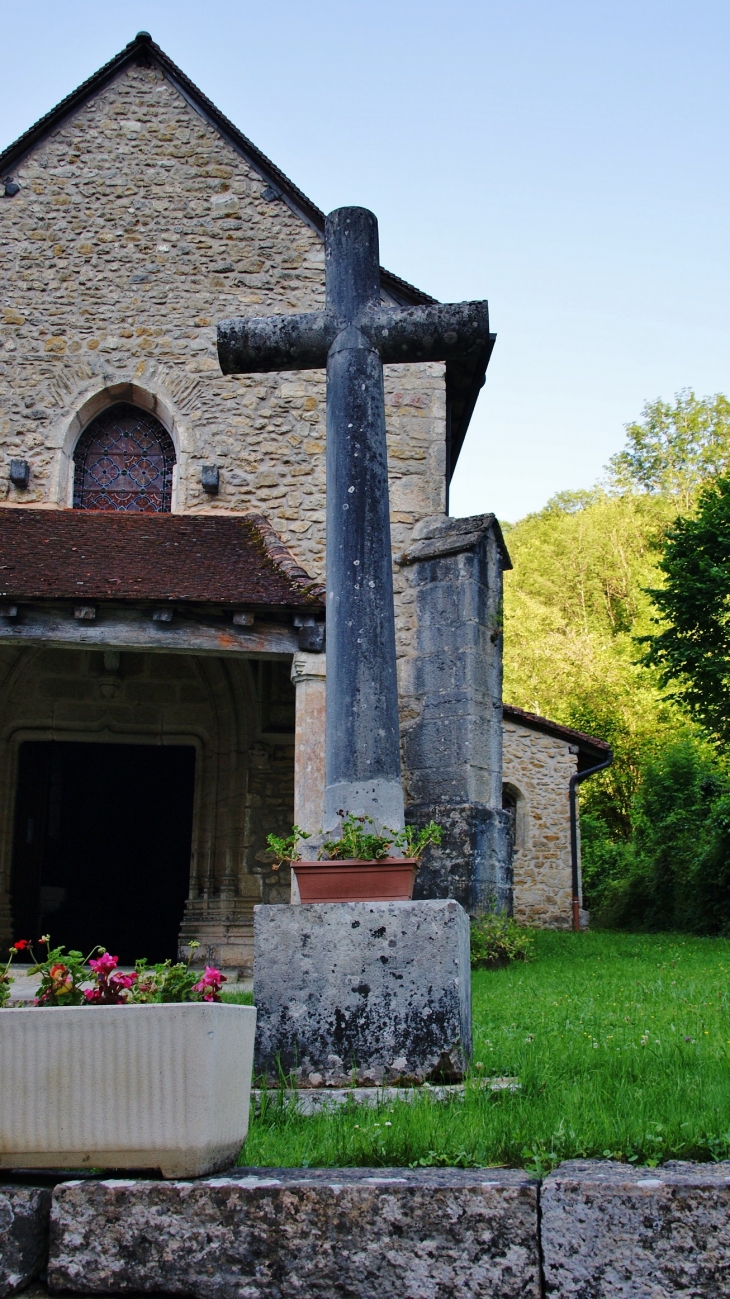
[0,508,324,612]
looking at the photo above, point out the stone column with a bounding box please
[290,652,327,904]
[398,513,514,915]
[324,209,404,835]
[291,649,326,810]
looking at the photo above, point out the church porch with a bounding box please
[0,509,325,976]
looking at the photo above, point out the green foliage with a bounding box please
[319,815,443,862]
[130,959,199,1003]
[240,932,730,1169]
[504,486,684,838]
[470,913,533,968]
[28,940,96,1006]
[643,476,730,745]
[221,987,255,1005]
[320,814,395,861]
[265,826,311,870]
[583,736,730,934]
[608,389,730,508]
[503,391,730,934]
[398,821,443,860]
[0,948,18,1007]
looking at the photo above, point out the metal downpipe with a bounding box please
[569,752,613,932]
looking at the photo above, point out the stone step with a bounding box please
[252,1077,520,1114]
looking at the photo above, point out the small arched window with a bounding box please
[73,403,176,512]
[502,782,525,853]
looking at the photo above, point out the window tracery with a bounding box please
[73,403,176,512]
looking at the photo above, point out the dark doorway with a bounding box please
[11,742,196,964]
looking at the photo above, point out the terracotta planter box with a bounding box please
[0,1002,256,1179]
[292,858,418,903]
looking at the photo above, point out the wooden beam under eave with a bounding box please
[0,605,299,660]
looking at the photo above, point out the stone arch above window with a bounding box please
[73,403,176,512]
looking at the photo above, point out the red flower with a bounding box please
[11,939,30,950]
[192,966,226,1002]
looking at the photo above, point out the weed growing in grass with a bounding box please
[470,913,533,968]
[240,930,730,1169]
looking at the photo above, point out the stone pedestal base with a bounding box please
[179,899,257,977]
[253,899,471,1087]
[409,801,514,914]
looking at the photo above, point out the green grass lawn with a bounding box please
[238,930,730,1171]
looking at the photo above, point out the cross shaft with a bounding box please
[218,207,492,835]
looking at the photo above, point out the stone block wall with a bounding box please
[0,61,446,630]
[502,718,578,928]
[4,1161,730,1299]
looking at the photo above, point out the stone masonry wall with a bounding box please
[502,720,579,929]
[0,60,446,649]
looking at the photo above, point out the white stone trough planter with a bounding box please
[0,1003,256,1179]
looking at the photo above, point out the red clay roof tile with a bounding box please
[0,509,323,610]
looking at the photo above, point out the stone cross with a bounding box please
[218,207,491,834]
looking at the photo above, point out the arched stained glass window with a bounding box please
[73,403,176,512]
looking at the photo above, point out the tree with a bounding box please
[644,476,730,745]
[503,489,684,835]
[608,390,730,509]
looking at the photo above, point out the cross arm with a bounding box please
[360,300,491,366]
[217,299,492,375]
[218,311,335,375]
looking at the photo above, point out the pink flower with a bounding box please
[89,953,119,975]
[192,966,226,1002]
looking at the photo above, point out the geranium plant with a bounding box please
[0,939,29,1008]
[268,814,443,864]
[320,813,443,861]
[266,825,311,871]
[0,936,227,1006]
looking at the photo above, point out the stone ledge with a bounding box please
[0,1184,52,1299]
[6,1159,730,1297]
[541,1158,730,1297]
[48,1168,540,1299]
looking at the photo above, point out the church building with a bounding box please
[0,33,606,973]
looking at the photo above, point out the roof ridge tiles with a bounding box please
[244,513,325,599]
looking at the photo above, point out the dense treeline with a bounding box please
[502,390,730,933]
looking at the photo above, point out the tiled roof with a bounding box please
[503,703,610,769]
[0,509,323,610]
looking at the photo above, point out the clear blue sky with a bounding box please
[3,1,728,522]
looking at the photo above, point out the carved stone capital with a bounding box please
[290,651,327,686]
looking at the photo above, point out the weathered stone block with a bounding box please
[253,900,471,1086]
[49,1168,540,1299]
[410,802,513,913]
[0,1184,52,1298]
[541,1159,730,1297]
